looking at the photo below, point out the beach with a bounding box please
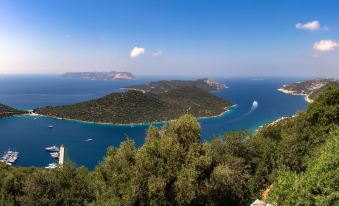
[277,88,313,103]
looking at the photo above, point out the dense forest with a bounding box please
[0,104,26,118]
[1,87,338,206]
[34,87,233,124]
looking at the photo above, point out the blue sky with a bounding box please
[0,0,338,77]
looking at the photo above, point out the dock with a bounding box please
[58,145,64,167]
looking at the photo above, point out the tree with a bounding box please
[269,127,339,206]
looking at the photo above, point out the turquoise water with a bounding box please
[0,76,307,169]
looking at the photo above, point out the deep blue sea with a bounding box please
[0,75,308,169]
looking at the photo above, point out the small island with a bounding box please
[62,71,135,80]
[124,78,226,94]
[278,78,339,103]
[34,79,233,124]
[0,103,26,118]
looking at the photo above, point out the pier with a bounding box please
[58,145,64,167]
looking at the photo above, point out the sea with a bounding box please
[0,75,308,169]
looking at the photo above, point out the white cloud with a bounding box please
[296,20,320,31]
[129,47,145,58]
[152,51,163,57]
[313,40,338,52]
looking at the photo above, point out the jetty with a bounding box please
[58,145,64,167]
[44,145,64,169]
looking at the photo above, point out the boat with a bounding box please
[1,149,19,165]
[50,152,59,159]
[34,118,38,120]
[84,138,93,142]
[45,146,59,152]
[45,163,58,169]
[48,125,53,128]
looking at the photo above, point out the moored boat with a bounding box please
[45,163,58,169]
[1,149,19,165]
[50,152,59,159]
[45,146,59,152]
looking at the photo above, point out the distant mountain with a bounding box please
[34,86,234,124]
[62,71,135,80]
[124,78,226,94]
[278,78,339,102]
[0,104,26,118]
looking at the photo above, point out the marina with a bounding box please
[0,149,19,165]
[44,145,64,169]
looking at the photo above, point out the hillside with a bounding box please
[0,104,26,118]
[62,71,135,80]
[124,78,226,94]
[34,86,233,124]
[278,78,339,102]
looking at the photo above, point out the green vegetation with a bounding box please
[281,78,339,101]
[125,78,226,94]
[308,80,339,100]
[268,128,338,206]
[0,104,26,118]
[34,87,233,124]
[1,87,338,205]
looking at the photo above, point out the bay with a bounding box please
[0,75,307,169]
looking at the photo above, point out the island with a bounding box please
[124,78,226,94]
[62,71,135,80]
[34,79,233,124]
[278,78,339,103]
[0,103,26,118]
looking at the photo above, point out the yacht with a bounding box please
[48,125,53,128]
[50,152,59,159]
[84,138,93,142]
[45,163,58,169]
[1,150,19,165]
[45,146,59,152]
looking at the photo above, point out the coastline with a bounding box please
[25,105,236,127]
[255,114,299,133]
[277,88,313,103]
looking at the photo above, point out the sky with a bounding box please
[0,0,338,77]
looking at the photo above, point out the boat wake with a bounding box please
[250,101,258,113]
[216,101,259,124]
[241,100,258,117]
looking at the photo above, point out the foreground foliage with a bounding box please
[0,87,338,205]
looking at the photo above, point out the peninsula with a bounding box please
[124,78,226,94]
[278,78,339,103]
[34,80,233,124]
[62,71,135,80]
[0,103,26,118]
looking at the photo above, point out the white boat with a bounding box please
[48,125,53,128]
[45,163,58,169]
[1,149,19,165]
[50,152,59,159]
[84,138,93,142]
[45,146,59,152]
[34,118,38,120]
